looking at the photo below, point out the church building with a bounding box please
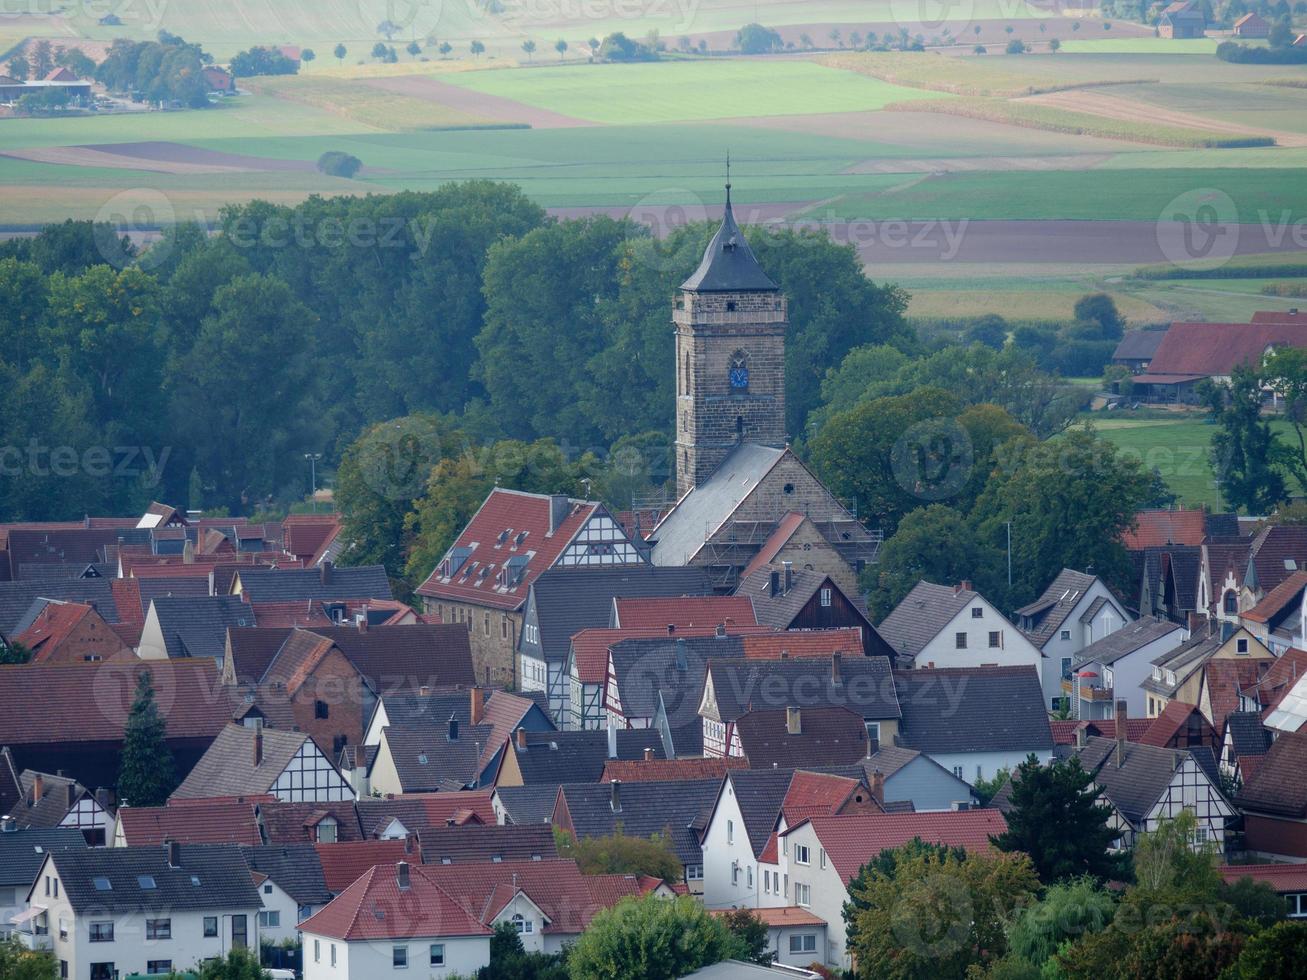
[651,185,880,592]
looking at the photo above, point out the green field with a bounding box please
[1086,417,1224,507]
[440,60,945,123]
[1059,38,1222,54]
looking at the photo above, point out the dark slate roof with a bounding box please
[135,576,210,614]
[679,188,779,293]
[0,579,117,635]
[419,824,557,865]
[609,635,748,723]
[510,729,665,784]
[1113,329,1167,361]
[235,565,392,603]
[1237,729,1307,818]
[705,655,899,723]
[495,784,564,825]
[527,566,711,664]
[877,581,978,660]
[735,706,871,770]
[1226,711,1272,758]
[9,771,97,829]
[151,595,256,661]
[721,769,794,858]
[49,843,261,913]
[895,666,1054,754]
[0,747,21,815]
[1076,736,1213,826]
[240,844,332,906]
[383,723,492,793]
[557,778,720,866]
[1074,617,1184,669]
[170,724,312,800]
[1016,569,1100,648]
[0,828,86,888]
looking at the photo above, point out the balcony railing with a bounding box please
[1063,679,1115,701]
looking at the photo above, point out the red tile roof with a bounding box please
[1219,863,1307,893]
[583,872,651,910]
[1244,570,1307,624]
[109,578,145,644]
[314,840,414,893]
[1049,719,1155,745]
[1123,509,1207,551]
[780,771,874,824]
[116,799,265,846]
[1137,700,1206,747]
[0,659,232,744]
[613,595,757,630]
[599,757,749,783]
[1248,648,1307,716]
[787,810,1007,882]
[415,489,601,611]
[740,630,865,660]
[262,801,363,844]
[364,791,497,831]
[282,515,342,563]
[421,859,633,935]
[740,512,807,582]
[710,906,826,928]
[569,625,771,684]
[14,602,97,662]
[475,690,544,770]
[300,862,491,940]
[1146,321,1307,378]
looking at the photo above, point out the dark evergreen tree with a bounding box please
[991,754,1126,884]
[117,671,177,806]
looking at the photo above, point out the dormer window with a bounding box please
[316,816,338,844]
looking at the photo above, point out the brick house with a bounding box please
[1233,12,1269,37]
[12,600,129,664]
[416,490,649,687]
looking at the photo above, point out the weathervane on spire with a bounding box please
[725,151,732,206]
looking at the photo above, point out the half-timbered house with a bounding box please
[170,724,354,804]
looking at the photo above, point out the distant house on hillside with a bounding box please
[1134,319,1307,403]
[1233,12,1269,36]
[1159,0,1205,37]
[203,66,233,91]
[1112,329,1167,373]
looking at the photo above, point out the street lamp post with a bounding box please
[304,453,322,513]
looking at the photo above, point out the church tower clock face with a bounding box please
[729,355,749,392]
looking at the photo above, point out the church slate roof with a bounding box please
[680,188,778,293]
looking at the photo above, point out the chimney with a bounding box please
[782,561,793,593]
[356,614,368,633]
[643,747,654,762]
[470,688,485,726]
[610,779,622,813]
[955,580,972,596]
[786,706,801,735]
[516,727,528,750]
[166,839,181,868]
[396,861,410,889]
[870,769,885,805]
[770,570,781,598]
[0,815,13,833]
[66,782,77,811]
[607,720,618,760]
[831,653,842,685]
[253,726,263,767]
[667,623,676,636]
[675,638,688,671]
[548,494,570,536]
[1075,724,1087,750]
[404,832,416,855]
[1115,699,1128,768]
[32,774,43,804]
[319,560,333,586]
[419,685,430,697]
[715,623,726,638]
[448,714,459,742]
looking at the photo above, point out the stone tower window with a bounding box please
[726,301,736,311]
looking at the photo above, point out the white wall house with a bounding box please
[300,861,492,980]
[700,774,770,910]
[20,843,262,980]
[1071,619,1188,721]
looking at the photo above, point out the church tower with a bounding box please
[674,182,788,498]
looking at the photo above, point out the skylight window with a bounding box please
[93,877,112,891]
[191,875,202,887]
[137,875,156,889]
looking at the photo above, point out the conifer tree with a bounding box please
[118,671,177,806]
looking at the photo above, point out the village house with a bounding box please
[1015,569,1133,708]
[1158,0,1206,37]
[861,744,976,811]
[1142,626,1273,719]
[777,809,1008,969]
[1240,569,1307,653]
[1069,617,1188,720]
[1134,318,1307,403]
[894,666,1055,783]
[20,842,262,980]
[517,564,710,720]
[243,843,334,944]
[1219,710,1272,783]
[7,770,115,847]
[494,726,665,787]
[170,724,355,804]
[1219,863,1307,916]
[112,798,266,848]
[1238,730,1307,860]
[1111,329,1167,373]
[416,489,649,687]
[1232,11,1270,37]
[11,600,129,664]
[879,582,1050,703]
[0,826,85,941]
[300,860,492,979]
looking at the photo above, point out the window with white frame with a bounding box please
[393,945,408,968]
[794,844,810,865]
[971,607,983,618]
[511,913,533,934]
[727,819,734,844]
[145,919,170,940]
[259,911,280,928]
[789,934,817,954]
[1060,629,1071,641]
[430,945,445,966]
[1287,894,1307,919]
[820,848,826,869]
[955,632,967,649]
[685,865,703,880]
[820,588,832,607]
[747,867,753,889]
[795,882,811,907]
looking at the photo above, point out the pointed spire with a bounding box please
[679,174,778,293]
